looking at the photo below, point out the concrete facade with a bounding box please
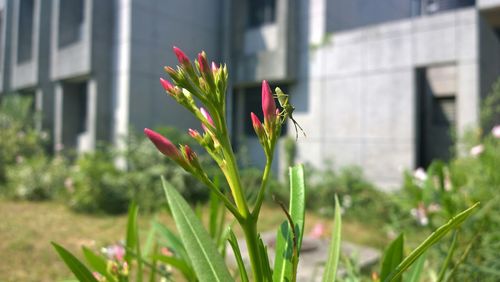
[229,0,500,188]
[0,0,222,154]
[1,0,499,188]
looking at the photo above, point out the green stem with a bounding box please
[241,216,264,281]
[252,155,273,217]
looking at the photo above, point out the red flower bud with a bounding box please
[144,128,181,160]
[164,66,177,76]
[198,52,210,75]
[262,80,276,123]
[173,46,190,65]
[251,112,265,137]
[160,78,174,92]
[183,145,197,162]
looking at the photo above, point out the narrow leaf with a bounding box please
[437,230,458,282]
[125,202,138,265]
[152,220,190,263]
[228,230,250,282]
[273,164,306,282]
[52,242,99,282]
[385,202,479,282]
[406,253,427,282]
[322,195,342,282]
[154,254,196,279]
[161,177,233,281]
[380,234,404,282]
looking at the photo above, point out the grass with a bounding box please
[0,200,388,281]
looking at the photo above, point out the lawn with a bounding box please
[0,200,387,281]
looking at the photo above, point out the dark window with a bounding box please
[58,0,84,48]
[432,96,456,126]
[248,0,276,28]
[242,85,287,136]
[17,0,34,63]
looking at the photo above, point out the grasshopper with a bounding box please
[275,87,306,140]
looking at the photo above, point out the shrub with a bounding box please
[4,155,69,201]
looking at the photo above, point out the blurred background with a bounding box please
[1,0,500,281]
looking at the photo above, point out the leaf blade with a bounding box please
[52,242,99,282]
[161,177,232,282]
[322,195,342,282]
[380,234,404,282]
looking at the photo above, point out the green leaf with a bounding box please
[125,201,143,282]
[273,164,306,282]
[322,195,342,282]
[82,246,116,282]
[384,202,479,282]
[228,230,250,282]
[437,230,458,282]
[380,234,404,282]
[52,242,99,282]
[125,202,138,265]
[161,177,233,282]
[406,253,426,282]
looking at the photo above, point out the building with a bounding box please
[1,0,500,188]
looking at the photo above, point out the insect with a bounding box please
[275,87,306,140]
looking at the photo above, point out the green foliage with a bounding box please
[161,177,233,281]
[322,195,342,282]
[4,155,69,200]
[273,165,305,282]
[0,94,47,185]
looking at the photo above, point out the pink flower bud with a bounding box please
[261,80,276,122]
[211,61,219,72]
[200,107,215,133]
[160,78,174,92]
[173,46,190,65]
[144,128,181,160]
[251,112,265,137]
[470,144,484,157]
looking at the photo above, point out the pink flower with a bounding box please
[309,223,326,239]
[470,144,484,157]
[173,46,190,65]
[261,80,276,123]
[492,125,500,138]
[144,128,181,160]
[188,128,200,138]
[161,247,173,256]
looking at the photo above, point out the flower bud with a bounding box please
[262,80,277,123]
[173,46,191,66]
[198,52,210,75]
[251,112,265,138]
[144,128,181,161]
[211,62,219,72]
[160,78,174,92]
[200,107,215,132]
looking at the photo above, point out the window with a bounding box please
[248,0,276,28]
[58,0,84,48]
[17,0,34,63]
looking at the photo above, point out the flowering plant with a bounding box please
[53,48,478,282]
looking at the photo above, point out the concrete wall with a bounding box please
[10,0,41,89]
[290,6,480,188]
[126,0,223,135]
